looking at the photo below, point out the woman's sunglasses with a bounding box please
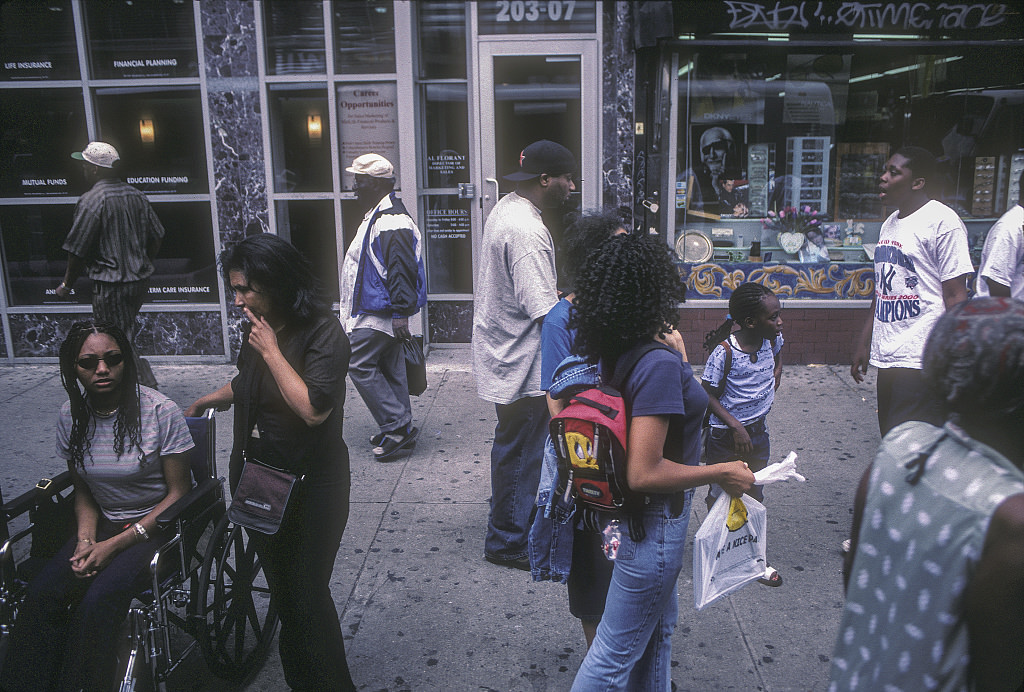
[76,352,125,370]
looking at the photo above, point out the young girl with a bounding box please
[701,281,784,585]
[569,234,754,690]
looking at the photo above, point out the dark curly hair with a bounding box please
[558,210,626,293]
[59,321,143,470]
[569,233,686,363]
[702,282,776,351]
[219,234,330,325]
[923,297,1024,426]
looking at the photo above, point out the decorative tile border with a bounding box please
[680,262,875,300]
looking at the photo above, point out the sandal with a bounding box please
[757,565,783,587]
[373,426,419,461]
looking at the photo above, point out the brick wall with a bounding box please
[677,305,870,365]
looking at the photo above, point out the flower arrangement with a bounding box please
[761,205,827,235]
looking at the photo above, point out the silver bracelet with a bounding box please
[133,522,149,541]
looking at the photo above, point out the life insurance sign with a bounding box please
[478,0,597,34]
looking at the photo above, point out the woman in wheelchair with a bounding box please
[0,322,194,691]
[186,234,355,691]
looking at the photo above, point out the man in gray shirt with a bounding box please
[473,140,576,569]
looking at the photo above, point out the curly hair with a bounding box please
[219,233,330,325]
[59,321,143,470]
[569,233,686,363]
[702,282,776,351]
[558,210,626,293]
[923,297,1024,425]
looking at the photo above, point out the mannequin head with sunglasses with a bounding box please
[59,321,143,469]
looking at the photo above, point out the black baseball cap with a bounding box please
[503,140,577,181]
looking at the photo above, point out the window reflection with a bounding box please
[417,1,466,80]
[268,87,331,193]
[0,0,79,81]
[0,89,87,197]
[0,204,76,305]
[276,200,339,301]
[94,87,208,194]
[673,48,1024,253]
[423,84,469,188]
[264,0,326,75]
[332,0,395,74]
[84,0,198,79]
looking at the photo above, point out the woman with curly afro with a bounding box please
[568,233,755,691]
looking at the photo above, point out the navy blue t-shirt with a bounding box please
[603,344,708,466]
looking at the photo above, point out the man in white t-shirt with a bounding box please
[850,146,973,436]
[975,169,1024,300]
[473,140,576,569]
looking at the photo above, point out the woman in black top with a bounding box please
[187,234,354,690]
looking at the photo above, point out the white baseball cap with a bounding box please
[345,153,394,178]
[71,141,120,168]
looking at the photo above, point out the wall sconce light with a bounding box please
[307,114,322,142]
[139,118,154,143]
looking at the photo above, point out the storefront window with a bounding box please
[94,87,208,194]
[670,47,1024,259]
[337,82,399,190]
[332,0,395,75]
[423,84,469,188]
[0,0,79,81]
[263,0,326,76]
[417,1,466,80]
[268,86,332,193]
[84,0,198,79]
[275,200,339,301]
[0,89,88,197]
[147,202,218,303]
[0,204,75,306]
[423,195,472,294]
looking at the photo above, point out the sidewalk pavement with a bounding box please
[0,349,880,691]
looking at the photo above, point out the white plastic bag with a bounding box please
[753,451,806,486]
[693,494,767,610]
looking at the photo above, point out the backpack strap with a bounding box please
[608,341,674,391]
[708,338,733,399]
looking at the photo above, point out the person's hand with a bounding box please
[184,401,203,417]
[70,539,116,578]
[55,283,71,299]
[730,424,753,455]
[733,202,749,218]
[656,327,687,359]
[850,346,869,383]
[392,316,411,341]
[717,460,755,497]
[244,307,280,359]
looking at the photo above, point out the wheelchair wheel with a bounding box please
[197,513,278,682]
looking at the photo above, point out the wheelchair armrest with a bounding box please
[2,471,74,521]
[155,477,223,530]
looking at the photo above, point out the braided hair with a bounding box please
[59,321,144,470]
[702,282,776,352]
[570,233,686,363]
[923,297,1024,426]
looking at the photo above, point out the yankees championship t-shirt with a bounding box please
[869,200,973,369]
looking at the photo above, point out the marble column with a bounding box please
[602,1,635,223]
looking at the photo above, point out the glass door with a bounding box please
[476,40,600,239]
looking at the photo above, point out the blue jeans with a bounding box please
[486,395,548,560]
[704,417,770,503]
[571,491,693,692]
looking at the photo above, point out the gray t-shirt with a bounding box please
[472,192,558,404]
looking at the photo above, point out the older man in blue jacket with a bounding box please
[340,153,427,460]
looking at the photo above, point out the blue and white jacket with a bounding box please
[348,193,427,318]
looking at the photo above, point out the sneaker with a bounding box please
[373,426,419,461]
[484,554,531,571]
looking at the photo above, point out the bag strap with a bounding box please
[709,339,733,398]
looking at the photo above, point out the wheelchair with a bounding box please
[0,410,279,691]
